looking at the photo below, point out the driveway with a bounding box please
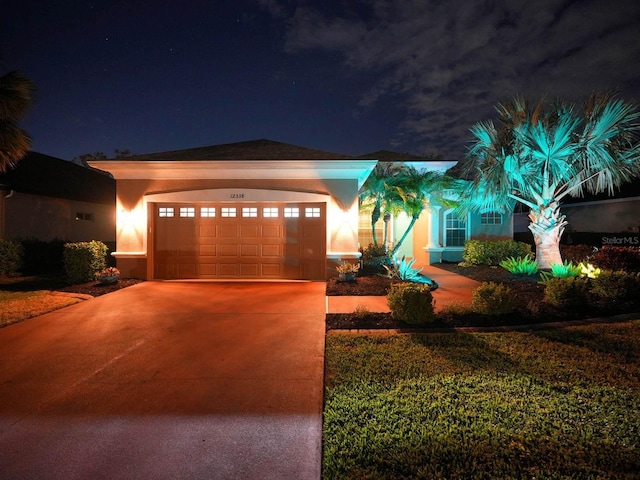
[0,281,326,480]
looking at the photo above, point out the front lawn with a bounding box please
[0,290,83,327]
[324,320,640,479]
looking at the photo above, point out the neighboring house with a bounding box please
[356,151,513,264]
[514,179,640,246]
[0,152,115,243]
[89,139,512,281]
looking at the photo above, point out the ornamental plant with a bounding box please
[539,260,582,283]
[387,282,435,325]
[499,255,538,275]
[471,282,515,315]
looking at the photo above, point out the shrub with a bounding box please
[499,255,538,275]
[590,270,640,304]
[361,243,392,274]
[463,240,532,266]
[19,238,65,274]
[543,277,590,308]
[560,244,596,264]
[387,283,435,325]
[591,246,640,272]
[471,282,515,315]
[63,240,109,284]
[0,239,23,276]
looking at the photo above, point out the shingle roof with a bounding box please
[356,150,426,161]
[122,139,355,161]
[0,152,115,204]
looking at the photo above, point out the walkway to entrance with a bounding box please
[0,281,326,480]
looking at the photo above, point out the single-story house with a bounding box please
[89,139,513,281]
[0,152,115,243]
[514,179,640,247]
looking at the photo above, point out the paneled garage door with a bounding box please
[153,202,326,280]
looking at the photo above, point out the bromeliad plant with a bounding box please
[499,255,539,275]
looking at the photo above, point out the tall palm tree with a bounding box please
[389,166,454,256]
[359,161,407,247]
[463,93,640,269]
[0,70,36,172]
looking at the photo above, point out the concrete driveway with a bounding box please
[0,281,326,480]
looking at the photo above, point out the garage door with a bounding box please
[153,202,326,280]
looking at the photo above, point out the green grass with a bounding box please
[324,320,640,479]
[0,290,82,327]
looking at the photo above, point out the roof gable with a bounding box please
[122,139,354,161]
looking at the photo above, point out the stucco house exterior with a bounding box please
[0,152,115,244]
[514,179,640,247]
[355,151,514,265]
[89,139,513,281]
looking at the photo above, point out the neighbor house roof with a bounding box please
[121,139,355,161]
[0,152,115,204]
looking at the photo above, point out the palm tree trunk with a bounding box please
[370,203,380,245]
[383,213,391,249]
[528,202,567,269]
[390,215,418,256]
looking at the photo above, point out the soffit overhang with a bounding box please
[88,160,378,189]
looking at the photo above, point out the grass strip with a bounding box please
[324,320,640,479]
[0,290,82,327]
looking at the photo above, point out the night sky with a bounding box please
[2,0,640,161]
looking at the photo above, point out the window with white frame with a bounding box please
[284,207,299,218]
[444,210,467,247]
[201,207,216,217]
[221,207,236,217]
[263,207,279,218]
[242,207,258,217]
[158,207,174,217]
[481,211,502,225]
[180,207,195,217]
[305,207,321,218]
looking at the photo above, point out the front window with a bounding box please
[481,211,502,225]
[445,211,467,247]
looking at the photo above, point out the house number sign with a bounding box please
[229,193,245,199]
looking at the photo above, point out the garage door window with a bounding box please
[305,207,321,218]
[263,207,278,217]
[242,207,258,217]
[180,207,195,217]
[284,207,299,218]
[221,207,236,217]
[201,207,216,217]
[158,207,174,217]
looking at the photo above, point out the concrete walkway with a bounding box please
[327,265,481,313]
[0,281,326,480]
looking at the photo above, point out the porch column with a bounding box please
[427,205,441,248]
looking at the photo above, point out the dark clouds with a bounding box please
[2,1,639,160]
[262,0,640,156]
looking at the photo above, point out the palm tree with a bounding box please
[463,93,640,269]
[359,162,407,247]
[389,166,454,256]
[0,70,36,172]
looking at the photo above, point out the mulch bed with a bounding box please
[326,263,637,331]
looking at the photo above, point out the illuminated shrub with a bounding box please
[387,283,435,325]
[591,246,640,272]
[471,282,515,315]
[590,270,640,304]
[64,240,108,284]
[463,240,532,266]
[543,277,589,308]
